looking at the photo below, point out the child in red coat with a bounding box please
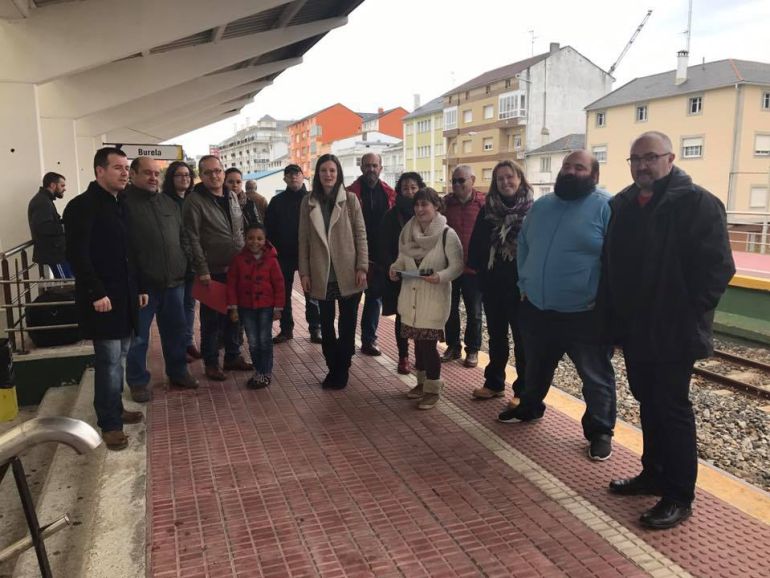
[227,224,286,388]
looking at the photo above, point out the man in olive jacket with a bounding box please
[605,131,735,529]
[123,157,198,400]
[183,155,251,380]
[28,171,71,278]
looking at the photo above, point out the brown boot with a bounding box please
[223,356,253,371]
[121,410,143,424]
[102,430,128,451]
[129,386,151,403]
[418,379,443,410]
[204,365,226,381]
[407,370,427,399]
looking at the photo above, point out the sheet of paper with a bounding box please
[192,278,228,314]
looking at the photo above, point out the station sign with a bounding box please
[103,143,184,161]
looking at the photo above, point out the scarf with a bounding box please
[398,213,447,261]
[395,194,414,221]
[484,187,533,270]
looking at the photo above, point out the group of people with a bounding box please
[30,129,734,531]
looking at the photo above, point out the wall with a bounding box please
[733,85,770,212]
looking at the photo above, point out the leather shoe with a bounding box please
[609,474,663,496]
[204,365,226,381]
[397,357,410,375]
[223,356,253,371]
[273,332,293,344]
[170,372,199,389]
[472,386,504,399]
[309,328,323,344]
[121,410,143,424]
[186,345,202,359]
[640,498,692,529]
[360,342,381,356]
[464,351,479,368]
[441,346,461,362]
[102,430,128,451]
[129,386,151,403]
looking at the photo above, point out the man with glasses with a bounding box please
[442,165,485,368]
[605,131,734,529]
[183,155,252,380]
[347,153,395,356]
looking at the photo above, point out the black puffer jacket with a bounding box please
[265,185,308,263]
[605,166,735,362]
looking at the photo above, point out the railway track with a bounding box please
[693,349,770,400]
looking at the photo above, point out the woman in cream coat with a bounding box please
[299,154,368,389]
[389,187,463,409]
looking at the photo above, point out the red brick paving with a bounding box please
[145,288,770,577]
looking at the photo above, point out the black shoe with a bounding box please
[639,499,692,529]
[360,342,381,356]
[246,375,269,390]
[440,346,461,363]
[322,367,348,390]
[497,406,542,424]
[273,332,293,344]
[609,474,663,496]
[309,328,323,344]
[588,434,613,461]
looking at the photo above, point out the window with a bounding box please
[540,156,551,172]
[763,92,770,110]
[465,91,470,100]
[636,105,648,122]
[482,168,493,181]
[417,119,431,133]
[505,79,512,89]
[592,145,607,164]
[750,187,768,209]
[463,109,473,123]
[485,85,491,95]
[681,136,704,159]
[405,124,413,135]
[417,146,431,158]
[434,143,444,155]
[435,115,443,129]
[499,91,526,119]
[483,137,493,151]
[688,96,703,115]
[483,105,494,120]
[444,106,458,130]
[754,134,770,156]
[595,111,606,127]
[462,140,472,154]
[513,134,522,150]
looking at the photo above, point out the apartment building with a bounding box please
[215,115,290,174]
[402,96,446,190]
[443,43,612,192]
[525,133,585,198]
[361,107,409,139]
[288,103,361,176]
[586,57,770,212]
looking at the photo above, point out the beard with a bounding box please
[554,173,595,200]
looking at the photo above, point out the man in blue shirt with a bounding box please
[500,150,616,462]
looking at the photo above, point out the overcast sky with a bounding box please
[168,0,770,157]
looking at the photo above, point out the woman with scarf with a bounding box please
[389,187,463,410]
[299,154,368,390]
[379,172,425,375]
[467,160,534,408]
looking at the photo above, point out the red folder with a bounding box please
[192,278,228,314]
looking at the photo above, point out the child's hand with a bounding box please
[273,309,281,320]
[229,309,239,323]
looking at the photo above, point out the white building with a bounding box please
[215,115,290,175]
[330,132,401,186]
[381,141,404,188]
[525,133,585,198]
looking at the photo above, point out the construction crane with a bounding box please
[608,9,653,77]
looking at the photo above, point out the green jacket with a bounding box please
[122,185,187,292]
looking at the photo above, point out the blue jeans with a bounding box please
[200,273,241,367]
[240,307,274,375]
[445,273,482,352]
[517,300,616,440]
[126,285,188,386]
[93,337,130,432]
[360,290,381,345]
[49,262,73,279]
[183,278,196,348]
[278,258,320,335]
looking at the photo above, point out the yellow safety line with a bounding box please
[729,274,770,292]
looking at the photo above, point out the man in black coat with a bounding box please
[63,147,148,451]
[605,131,735,529]
[265,164,321,344]
[27,172,71,278]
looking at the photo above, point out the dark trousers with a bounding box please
[445,273,482,352]
[518,301,616,440]
[624,357,697,506]
[360,289,382,345]
[414,339,440,380]
[240,307,274,375]
[93,337,130,432]
[200,274,241,367]
[394,314,409,359]
[278,258,320,334]
[482,289,525,395]
[319,292,362,372]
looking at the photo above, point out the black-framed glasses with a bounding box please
[626,153,671,166]
[451,177,466,185]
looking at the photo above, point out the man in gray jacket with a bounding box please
[27,172,71,278]
[183,155,252,380]
[123,157,198,401]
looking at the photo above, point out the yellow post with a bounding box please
[0,387,19,421]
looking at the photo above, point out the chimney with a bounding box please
[413,94,421,110]
[549,42,560,55]
[378,107,384,114]
[676,50,689,85]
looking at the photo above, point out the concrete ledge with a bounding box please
[715,311,770,345]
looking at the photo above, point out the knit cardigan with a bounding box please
[391,219,464,330]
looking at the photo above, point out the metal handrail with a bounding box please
[0,240,34,262]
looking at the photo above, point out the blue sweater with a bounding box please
[517,189,611,313]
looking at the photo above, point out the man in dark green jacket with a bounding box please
[123,157,198,400]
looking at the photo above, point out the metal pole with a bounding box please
[762,221,768,255]
[11,458,53,578]
[1,258,15,351]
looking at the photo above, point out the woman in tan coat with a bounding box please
[299,154,368,389]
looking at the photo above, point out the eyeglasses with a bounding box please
[626,153,671,166]
[451,177,466,185]
[174,173,191,179]
[201,168,223,177]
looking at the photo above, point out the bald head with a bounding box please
[560,150,599,182]
[629,131,675,192]
[129,156,160,192]
[360,152,383,186]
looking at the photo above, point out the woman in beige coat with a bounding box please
[389,188,463,409]
[299,154,368,389]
